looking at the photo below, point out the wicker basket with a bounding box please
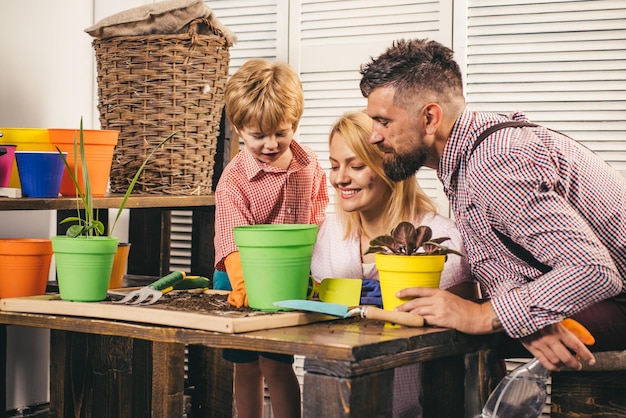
[93,18,231,195]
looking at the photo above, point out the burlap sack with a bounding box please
[85,0,236,43]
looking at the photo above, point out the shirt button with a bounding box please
[521,328,529,335]
[287,208,292,214]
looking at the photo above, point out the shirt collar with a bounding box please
[438,108,475,193]
[241,140,311,181]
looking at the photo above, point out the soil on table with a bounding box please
[106,289,360,328]
[147,290,256,314]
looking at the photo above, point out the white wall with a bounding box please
[0,2,94,128]
[0,0,146,410]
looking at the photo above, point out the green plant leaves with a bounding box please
[56,118,177,238]
[110,131,177,236]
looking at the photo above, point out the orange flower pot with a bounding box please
[48,128,119,196]
[109,242,131,289]
[0,239,53,298]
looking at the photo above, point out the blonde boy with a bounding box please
[213,59,328,418]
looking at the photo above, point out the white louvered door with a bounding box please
[292,0,454,214]
[464,0,626,176]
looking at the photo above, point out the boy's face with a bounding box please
[237,122,294,168]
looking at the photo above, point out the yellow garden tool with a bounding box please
[307,277,363,306]
[112,271,209,305]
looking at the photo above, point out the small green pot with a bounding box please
[51,236,119,302]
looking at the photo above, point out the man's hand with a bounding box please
[396,287,597,371]
[520,322,596,371]
[394,287,493,334]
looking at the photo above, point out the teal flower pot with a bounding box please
[51,236,119,302]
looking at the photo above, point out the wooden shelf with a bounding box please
[0,194,215,210]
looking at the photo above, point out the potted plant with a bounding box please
[52,118,175,302]
[364,221,464,311]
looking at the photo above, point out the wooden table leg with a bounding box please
[422,354,465,417]
[187,345,234,418]
[49,331,185,418]
[463,347,501,417]
[302,358,393,417]
[135,339,186,418]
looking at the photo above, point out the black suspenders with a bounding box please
[468,121,552,274]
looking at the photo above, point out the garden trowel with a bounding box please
[273,299,424,327]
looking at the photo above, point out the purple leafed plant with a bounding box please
[364,221,464,257]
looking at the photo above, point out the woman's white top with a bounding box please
[311,212,472,288]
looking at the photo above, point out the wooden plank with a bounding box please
[191,206,216,278]
[146,340,186,418]
[128,208,172,277]
[422,355,464,417]
[49,330,71,418]
[187,345,235,418]
[302,363,394,418]
[551,370,626,417]
[0,293,335,334]
[0,326,6,415]
[48,330,185,418]
[463,348,501,418]
[0,194,215,210]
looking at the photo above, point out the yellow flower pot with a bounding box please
[375,253,445,311]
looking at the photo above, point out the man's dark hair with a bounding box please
[359,39,463,106]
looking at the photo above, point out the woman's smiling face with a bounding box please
[329,132,388,214]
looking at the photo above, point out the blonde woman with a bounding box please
[311,111,475,418]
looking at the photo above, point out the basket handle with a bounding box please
[188,17,226,44]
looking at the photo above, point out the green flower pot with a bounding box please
[234,224,318,311]
[51,236,119,302]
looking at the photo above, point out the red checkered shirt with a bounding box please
[439,109,626,338]
[214,140,328,270]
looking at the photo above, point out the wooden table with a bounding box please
[0,311,499,418]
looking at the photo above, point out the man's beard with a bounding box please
[382,147,428,181]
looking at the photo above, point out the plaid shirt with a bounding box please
[439,109,626,338]
[214,140,328,270]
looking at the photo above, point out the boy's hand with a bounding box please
[228,287,248,308]
[224,252,249,308]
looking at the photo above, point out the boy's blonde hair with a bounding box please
[329,111,437,239]
[225,59,304,132]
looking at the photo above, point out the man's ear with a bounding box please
[423,103,443,135]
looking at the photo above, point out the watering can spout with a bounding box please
[481,319,595,418]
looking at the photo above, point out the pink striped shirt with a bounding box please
[214,140,328,270]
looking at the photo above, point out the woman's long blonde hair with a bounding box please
[329,111,437,240]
